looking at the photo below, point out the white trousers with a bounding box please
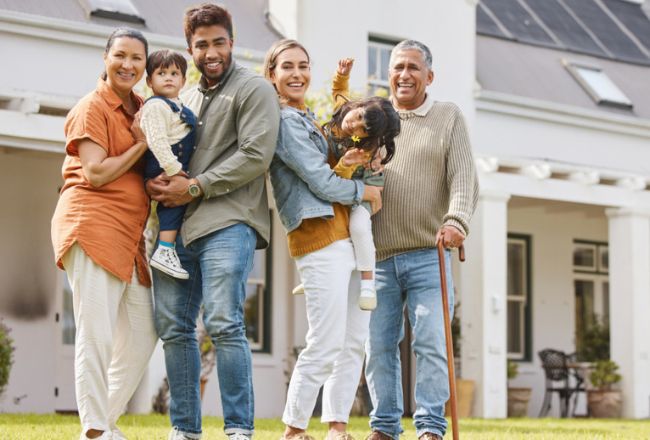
[283,239,370,428]
[62,244,157,437]
[349,206,375,272]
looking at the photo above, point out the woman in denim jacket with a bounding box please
[264,39,382,440]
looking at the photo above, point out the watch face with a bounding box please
[188,184,200,197]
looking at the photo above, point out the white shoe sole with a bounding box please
[150,259,190,280]
[358,295,377,311]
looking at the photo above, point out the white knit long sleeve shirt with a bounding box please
[140,98,192,176]
[372,94,479,262]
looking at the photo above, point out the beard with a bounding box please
[197,52,233,86]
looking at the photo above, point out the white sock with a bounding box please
[361,279,374,291]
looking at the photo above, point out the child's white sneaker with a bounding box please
[292,283,305,295]
[150,246,189,280]
[358,286,377,311]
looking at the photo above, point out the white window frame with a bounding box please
[507,235,530,360]
[563,59,633,109]
[367,38,396,95]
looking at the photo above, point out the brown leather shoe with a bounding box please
[365,431,393,440]
[418,433,442,440]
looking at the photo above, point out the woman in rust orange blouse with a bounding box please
[51,28,157,440]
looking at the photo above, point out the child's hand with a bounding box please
[337,58,354,76]
[341,147,366,167]
[366,150,385,174]
[131,111,146,143]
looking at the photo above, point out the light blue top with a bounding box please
[269,106,364,233]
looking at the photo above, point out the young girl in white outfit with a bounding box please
[294,58,400,311]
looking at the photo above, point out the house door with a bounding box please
[54,272,77,412]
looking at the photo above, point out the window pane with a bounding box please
[573,245,596,269]
[574,66,632,106]
[507,300,522,355]
[600,246,609,272]
[574,280,595,356]
[602,281,610,325]
[245,249,266,349]
[507,241,525,297]
[368,46,377,80]
[380,49,391,81]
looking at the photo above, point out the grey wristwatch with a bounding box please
[188,181,201,198]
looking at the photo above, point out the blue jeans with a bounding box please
[365,248,454,439]
[153,223,257,436]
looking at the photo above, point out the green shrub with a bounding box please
[590,360,621,390]
[578,316,610,361]
[507,360,519,380]
[0,319,14,396]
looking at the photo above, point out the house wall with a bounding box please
[507,199,608,417]
[0,148,64,412]
[475,104,650,177]
[269,0,477,126]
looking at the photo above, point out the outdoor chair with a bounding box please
[538,349,586,417]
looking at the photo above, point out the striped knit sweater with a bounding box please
[372,94,479,262]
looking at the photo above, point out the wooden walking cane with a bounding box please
[437,240,465,440]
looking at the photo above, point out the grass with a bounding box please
[1,414,650,439]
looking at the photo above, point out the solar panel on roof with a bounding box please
[562,0,648,64]
[602,0,650,55]
[482,0,556,46]
[523,0,607,57]
[477,3,509,39]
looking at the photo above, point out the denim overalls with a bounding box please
[143,96,197,231]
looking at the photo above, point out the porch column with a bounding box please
[458,189,510,418]
[606,207,650,418]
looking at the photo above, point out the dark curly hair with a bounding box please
[327,97,400,164]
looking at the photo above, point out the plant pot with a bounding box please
[587,389,622,418]
[507,387,532,417]
[445,379,475,418]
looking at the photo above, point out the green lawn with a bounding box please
[1,414,649,439]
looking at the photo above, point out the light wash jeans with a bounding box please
[365,248,454,439]
[153,223,257,438]
[283,239,370,429]
[62,243,157,439]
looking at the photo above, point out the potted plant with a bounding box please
[0,319,14,399]
[507,360,532,417]
[587,360,622,418]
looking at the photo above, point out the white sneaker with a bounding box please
[358,286,377,311]
[228,433,251,440]
[151,245,189,280]
[168,427,197,440]
[292,283,305,295]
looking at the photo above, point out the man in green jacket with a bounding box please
[147,4,280,440]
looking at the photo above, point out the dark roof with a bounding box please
[0,0,279,53]
[478,0,650,66]
[477,35,650,119]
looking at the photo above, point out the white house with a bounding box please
[1,0,650,421]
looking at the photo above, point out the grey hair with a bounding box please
[390,39,433,70]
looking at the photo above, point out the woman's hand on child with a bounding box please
[341,147,366,167]
[362,185,383,214]
[337,58,354,76]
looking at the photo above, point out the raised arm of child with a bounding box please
[332,58,354,112]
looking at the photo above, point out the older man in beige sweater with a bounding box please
[365,40,479,440]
